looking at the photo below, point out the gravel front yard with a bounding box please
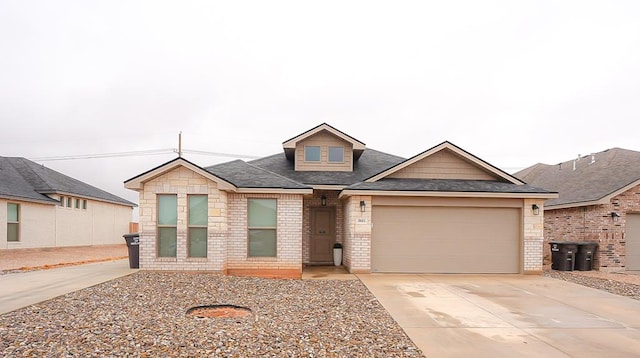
[544,270,640,301]
[0,272,423,357]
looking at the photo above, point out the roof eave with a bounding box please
[339,189,558,199]
[236,188,313,194]
[0,193,58,205]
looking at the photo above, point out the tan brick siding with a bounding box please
[343,195,372,273]
[227,193,303,272]
[523,199,545,273]
[138,166,228,271]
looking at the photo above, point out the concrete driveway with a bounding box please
[0,259,135,315]
[358,274,640,357]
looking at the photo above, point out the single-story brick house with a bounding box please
[516,148,640,270]
[1,156,136,249]
[125,123,556,278]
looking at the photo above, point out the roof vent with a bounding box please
[589,154,595,164]
[573,160,577,171]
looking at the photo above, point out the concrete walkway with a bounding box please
[0,259,135,314]
[358,274,640,357]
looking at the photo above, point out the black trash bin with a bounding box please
[575,242,598,271]
[549,242,579,271]
[123,233,140,269]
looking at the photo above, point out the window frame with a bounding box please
[75,198,80,209]
[66,197,72,208]
[59,196,65,207]
[82,200,87,210]
[328,146,345,163]
[7,203,19,242]
[157,194,178,258]
[187,194,208,258]
[304,146,321,162]
[247,198,277,258]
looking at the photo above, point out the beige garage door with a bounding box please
[625,213,640,271]
[372,206,520,273]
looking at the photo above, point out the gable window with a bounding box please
[157,194,177,257]
[7,203,19,242]
[305,146,321,162]
[188,195,208,258]
[248,198,277,257]
[328,147,344,163]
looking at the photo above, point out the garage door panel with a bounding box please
[626,214,640,271]
[372,206,520,273]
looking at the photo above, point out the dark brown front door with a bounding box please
[310,207,335,262]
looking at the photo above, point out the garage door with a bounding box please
[626,213,640,271]
[372,206,520,273]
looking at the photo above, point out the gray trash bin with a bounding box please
[549,242,579,271]
[123,233,140,269]
[575,242,598,271]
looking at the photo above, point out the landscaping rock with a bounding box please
[0,272,424,357]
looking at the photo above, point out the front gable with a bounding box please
[124,157,236,191]
[367,141,524,184]
[282,123,366,173]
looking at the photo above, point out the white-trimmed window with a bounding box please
[328,146,344,163]
[7,203,19,242]
[66,197,72,208]
[157,194,177,257]
[248,198,277,257]
[59,196,65,206]
[82,200,87,210]
[304,146,321,162]
[75,198,80,209]
[188,195,208,258]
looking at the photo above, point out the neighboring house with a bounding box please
[125,123,556,278]
[1,157,136,249]
[516,148,640,270]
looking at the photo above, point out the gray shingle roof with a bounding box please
[205,160,311,189]
[0,157,135,206]
[514,148,640,207]
[346,178,555,194]
[248,148,405,186]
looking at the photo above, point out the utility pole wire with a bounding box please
[29,148,259,162]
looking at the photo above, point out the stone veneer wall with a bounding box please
[543,184,640,268]
[227,193,303,276]
[138,166,228,271]
[343,195,372,273]
[523,199,545,273]
[302,190,343,264]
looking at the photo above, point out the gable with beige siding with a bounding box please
[387,149,499,180]
[294,130,353,172]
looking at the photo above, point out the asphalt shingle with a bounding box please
[0,157,135,206]
[514,148,640,207]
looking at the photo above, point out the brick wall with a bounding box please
[227,193,303,275]
[523,199,545,273]
[543,183,640,268]
[343,195,372,273]
[138,166,228,271]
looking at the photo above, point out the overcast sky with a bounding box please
[2,1,640,209]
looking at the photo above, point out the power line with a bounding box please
[28,148,259,162]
